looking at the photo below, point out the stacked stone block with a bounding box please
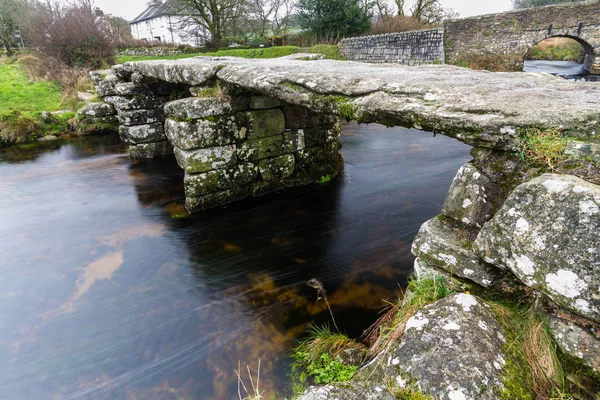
[163,95,344,213]
[93,65,172,159]
[338,29,445,65]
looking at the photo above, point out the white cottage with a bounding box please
[130,1,208,46]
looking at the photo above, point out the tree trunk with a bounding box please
[3,41,13,56]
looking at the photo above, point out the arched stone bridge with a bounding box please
[444,0,600,74]
[339,0,600,74]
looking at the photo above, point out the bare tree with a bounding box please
[394,0,405,16]
[0,0,24,55]
[244,0,277,37]
[270,0,295,35]
[410,0,456,24]
[174,0,246,42]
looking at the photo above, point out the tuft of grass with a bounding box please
[488,302,567,400]
[308,45,346,60]
[520,127,568,170]
[363,276,454,359]
[292,324,364,392]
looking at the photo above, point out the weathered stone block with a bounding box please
[258,154,295,181]
[174,145,236,174]
[249,96,283,110]
[412,216,497,287]
[245,109,285,139]
[165,97,249,120]
[128,141,173,159]
[283,130,305,152]
[78,102,116,118]
[237,134,286,161]
[114,82,147,96]
[119,123,166,145]
[442,162,501,228]
[475,174,600,322]
[294,141,344,182]
[96,74,121,97]
[547,313,600,372]
[184,163,258,197]
[118,109,165,126]
[186,185,251,213]
[164,115,247,150]
[566,140,600,164]
[299,382,394,400]
[104,95,165,111]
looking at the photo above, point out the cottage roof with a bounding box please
[130,0,184,24]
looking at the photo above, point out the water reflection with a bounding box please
[0,124,471,399]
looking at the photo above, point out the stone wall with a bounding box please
[444,0,600,73]
[338,28,445,65]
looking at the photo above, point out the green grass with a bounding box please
[291,325,365,395]
[0,59,63,120]
[308,44,346,60]
[520,127,568,170]
[116,46,302,64]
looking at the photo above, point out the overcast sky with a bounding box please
[95,0,514,22]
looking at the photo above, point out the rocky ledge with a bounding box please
[127,55,600,151]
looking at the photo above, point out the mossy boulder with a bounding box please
[299,382,394,400]
[355,294,507,400]
[412,216,498,287]
[475,174,600,323]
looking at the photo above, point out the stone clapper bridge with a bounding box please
[91,43,600,397]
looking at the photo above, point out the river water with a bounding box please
[0,124,471,399]
[523,59,599,81]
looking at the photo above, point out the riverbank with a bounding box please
[0,55,117,147]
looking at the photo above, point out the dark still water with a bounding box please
[0,124,471,399]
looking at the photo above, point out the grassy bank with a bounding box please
[116,46,303,64]
[0,59,63,119]
[116,45,346,64]
[0,56,102,147]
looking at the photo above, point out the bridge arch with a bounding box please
[444,0,600,75]
[525,34,596,72]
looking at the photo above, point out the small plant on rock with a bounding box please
[520,127,568,171]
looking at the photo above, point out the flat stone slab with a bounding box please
[127,56,600,151]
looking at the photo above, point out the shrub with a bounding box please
[454,54,523,72]
[23,0,115,68]
[368,16,428,35]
